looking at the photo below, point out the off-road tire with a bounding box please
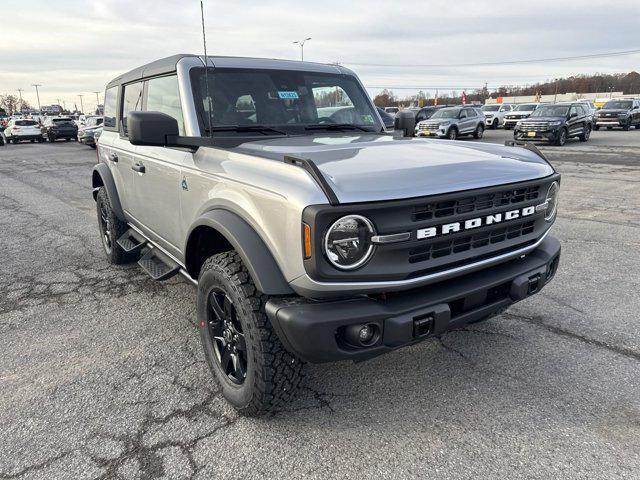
[96,187,134,264]
[197,251,305,416]
[492,119,498,129]
[473,123,484,139]
[447,127,458,140]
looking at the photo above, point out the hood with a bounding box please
[506,111,533,117]
[520,116,564,123]
[232,134,554,204]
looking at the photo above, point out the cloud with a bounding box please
[2,0,639,110]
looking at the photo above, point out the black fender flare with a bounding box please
[92,163,125,221]
[187,209,293,295]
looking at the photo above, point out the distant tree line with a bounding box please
[374,71,640,107]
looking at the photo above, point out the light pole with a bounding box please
[553,78,559,103]
[293,37,311,61]
[32,84,42,111]
[78,94,84,113]
[16,88,24,111]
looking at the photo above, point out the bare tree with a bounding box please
[0,94,20,115]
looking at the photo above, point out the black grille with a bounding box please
[412,185,540,222]
[408,220,536,264]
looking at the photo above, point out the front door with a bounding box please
[128,74,189,257]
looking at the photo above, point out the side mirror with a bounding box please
[128,111,178,146]
[394,110,416,137]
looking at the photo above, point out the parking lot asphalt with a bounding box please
[1,136,639,479]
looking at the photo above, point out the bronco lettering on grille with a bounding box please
[416,205,540,239]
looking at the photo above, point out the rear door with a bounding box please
[461,108,476,133]
[567,105,583,137]
[128,74,188,256]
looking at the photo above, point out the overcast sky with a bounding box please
[3,0,640,112]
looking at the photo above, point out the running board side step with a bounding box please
[137,247,180,281]
[116,229,147,254]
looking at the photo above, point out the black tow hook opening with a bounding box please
[527,274,542,295]
[413,314,434,338]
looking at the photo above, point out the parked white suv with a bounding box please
[3,119,44,144]
[480,104,514,129]
[503,104,541,129]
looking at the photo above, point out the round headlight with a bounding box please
[545,181,560,221]
[324,215,375,270]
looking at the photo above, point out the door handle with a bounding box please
[109,153,118,162]
[131,162,145,173]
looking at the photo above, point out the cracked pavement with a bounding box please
[1,138,639,479]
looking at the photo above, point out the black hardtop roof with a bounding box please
[106,54,352,89]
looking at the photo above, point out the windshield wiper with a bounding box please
[206,125,288,135]
[304,123,372,132]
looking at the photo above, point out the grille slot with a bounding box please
[408,220,536,264]
[412,186,540,222]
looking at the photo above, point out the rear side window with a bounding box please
[145,75,185,135]
[103,87,118,129]
[121,82,144,135]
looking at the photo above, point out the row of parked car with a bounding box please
[1,115,103,147]
[383,98,640,146]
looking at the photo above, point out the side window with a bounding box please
[465,108,476,117]
[121,82,144,135]
[103,86,118,129]
[569,106,578,117]
[145,75,185,135]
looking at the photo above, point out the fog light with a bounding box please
[343,323,379,347]
[358,325,374,343]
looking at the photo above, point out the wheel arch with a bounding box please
[185,209,294,295]
[92,163,125,221]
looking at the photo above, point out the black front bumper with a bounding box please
[266,236,561,363]
[514,129,559,143]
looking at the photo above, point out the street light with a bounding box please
[32,84,42,111]
[293,37,311,61]
[93,91,101,113]
[78,94,84,113]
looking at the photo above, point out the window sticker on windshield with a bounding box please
[277,91,299,100]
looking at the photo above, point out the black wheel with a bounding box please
[579,125,591,142]
[48,134,55,142]
[555,128,567,146]
[30,139,35,143]
[594,125,600,131]
[622,123,630,131]
[12,139,19,144]
[606,126,613,130]
[96,187,135,264]
[447,127,458,140]
[197,251,304,416]
[65,137,71,142]
[492,119,499,129]
[473,123,484,139]
[504,125,512,130]
[38,137,44,143]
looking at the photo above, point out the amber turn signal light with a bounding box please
[303,223,312,259]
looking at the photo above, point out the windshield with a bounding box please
[531,105,570,117]
[515,104,537,111]
[190,67,380,135]
[481,105,500,112]
[603,100,632,110]
[15,120,37,126]
[431,108,461,119]
[53,118,72,123]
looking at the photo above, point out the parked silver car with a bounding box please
[414,106,485,139]
[93,55,561,415]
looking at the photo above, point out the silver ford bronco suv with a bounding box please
[92,54,561,415]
